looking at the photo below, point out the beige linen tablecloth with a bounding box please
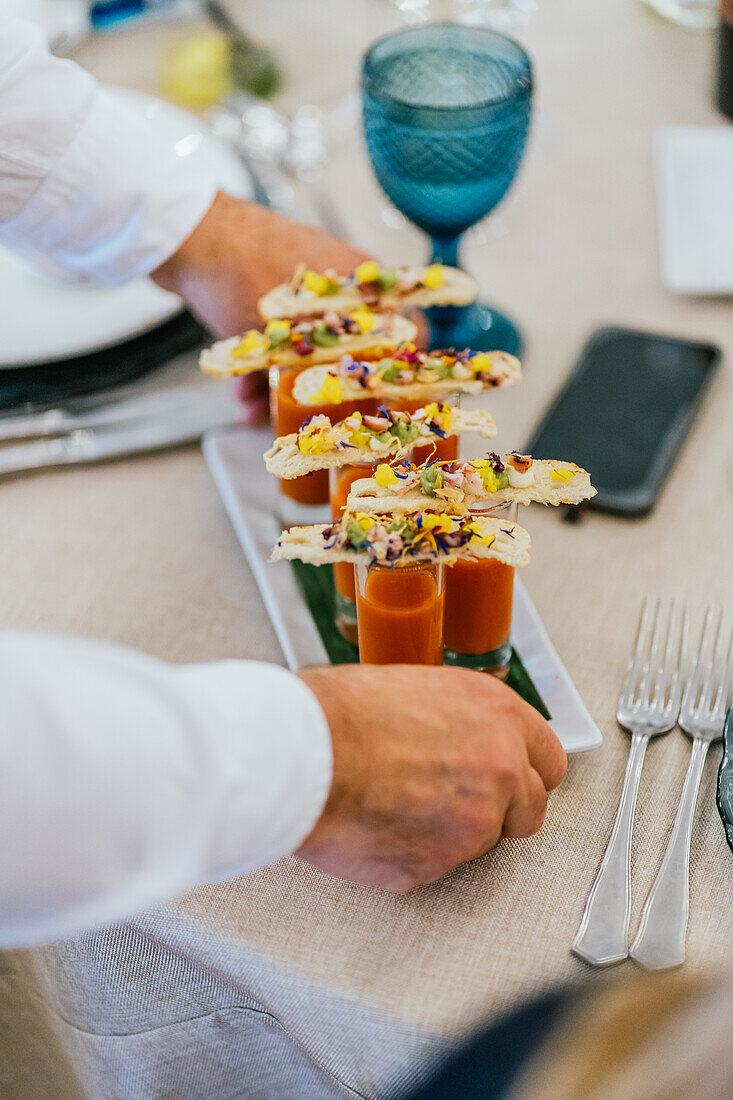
[1,2,732,1097]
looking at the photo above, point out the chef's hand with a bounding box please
[296,665,567,892]
[151,191,370,423]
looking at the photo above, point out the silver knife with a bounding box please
[0,390,239,475]
[0,385,229,442]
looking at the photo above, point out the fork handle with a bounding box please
[572,731,649,966]
[630,737,709,970]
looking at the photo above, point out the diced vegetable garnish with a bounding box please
[309,374,343,405]
[304,271,338,296]
[349,306,376,334]
[231,330,268,357]
[355,261,380,284]
[311,323,340,348]
[374,464,399,488]
[422,264,443,289]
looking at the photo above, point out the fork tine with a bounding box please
[710,623,733,722]
[669,604,688,714]
[681,605,715,717]
[642,599,666,709]
[650,601,685,714]
[697,606,723,717]
[619,597,652,711]
[637,598,661,709]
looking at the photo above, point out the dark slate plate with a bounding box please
[717,707,733,854]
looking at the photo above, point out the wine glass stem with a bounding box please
[429,233,461,270]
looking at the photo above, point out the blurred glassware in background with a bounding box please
[361,22,532,354]
[639,0,718,28]
[451,0,537,28]
[384,0,537,28]
[208,92,350,236]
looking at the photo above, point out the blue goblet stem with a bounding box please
[429,233,461,270]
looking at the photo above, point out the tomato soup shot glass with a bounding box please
[329,462,374,644]
[443,501,517,677]
[270,365,377,509]
[355,560,445,665]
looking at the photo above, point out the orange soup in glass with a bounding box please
[443,501,517,675]
[329,462,374,644]
[355,561,445,665]
[271,367,378,505]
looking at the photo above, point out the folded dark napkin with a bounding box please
[717,707,733,853]
[0,311,206,411]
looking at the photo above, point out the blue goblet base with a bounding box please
[426,301,522,358]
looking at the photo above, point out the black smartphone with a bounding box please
[526,327,721,517]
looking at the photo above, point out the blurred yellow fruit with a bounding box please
[162,34,233,111]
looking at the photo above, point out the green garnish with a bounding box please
[419,466,444,496]
[311,323,340,348]
[390,421,420,445]
[379,360,402,383]
[267,329,289,350]
[346,518,369,546]
[377,269,397,292]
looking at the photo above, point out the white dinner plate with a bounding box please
[656,125,733,295]
[202,424,603,754]
[0,87,253,368]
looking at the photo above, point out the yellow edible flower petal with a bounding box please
[349,306,376,334]
[355,512,375,530]
[550,467,575,483]
[309,374,342,405]
[264,319,290,336]
[304,270,335,296]
[434,405,452,432]
[471,460,500,492]
[231,330,268,358]
[422,263,443,289]
[470,353,493,374]
[374,464,399,488]
[466,521,495,547]
[422,512,453,533]
[355,260,379,284]
[298,433,329,455]
[424,402,439,419]
[349,430,370,447]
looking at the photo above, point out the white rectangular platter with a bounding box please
[203,424,602,754]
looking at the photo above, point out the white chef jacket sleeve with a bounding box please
[0,631,333,949]
[0,16,217,284]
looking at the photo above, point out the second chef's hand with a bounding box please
[152,192,371,424]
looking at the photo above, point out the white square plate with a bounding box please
[656,125,733,295]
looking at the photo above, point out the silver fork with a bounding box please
[572,599,686,966]
[630,607,732,969]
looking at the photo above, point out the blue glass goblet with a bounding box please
[361,23,532,355]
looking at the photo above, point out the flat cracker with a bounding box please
[346,460,596,513]
[270,515,531,568]
[199,315,417,377]
[258,266,477,320]
[291,351,521,406]
[263,408,497,479]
